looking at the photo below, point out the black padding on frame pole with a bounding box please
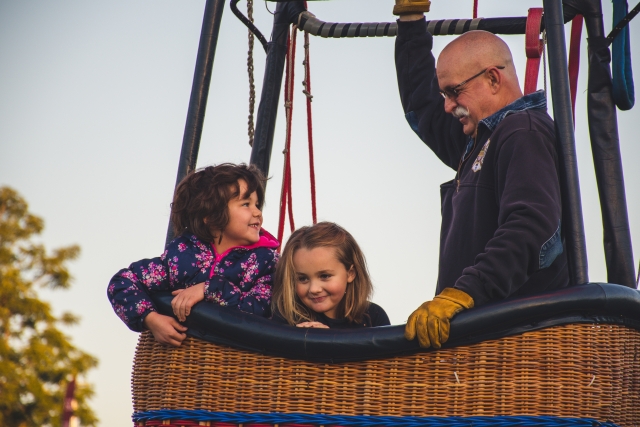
[564,0,636,288]
[543,0,589,286]
[165,0,225,247]
[250,1,306,177]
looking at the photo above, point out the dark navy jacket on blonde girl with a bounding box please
[107,229,279,332]
[271,302,389,328]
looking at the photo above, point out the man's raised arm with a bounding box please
[394,3,467,170]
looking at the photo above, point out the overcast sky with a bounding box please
[1,1,638,425]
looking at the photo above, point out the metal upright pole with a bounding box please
[580,0,636,288]
[250,1,306,177]
[543,0,589,285]
[165,0,225,246]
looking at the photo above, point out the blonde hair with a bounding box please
[272,222,374,326]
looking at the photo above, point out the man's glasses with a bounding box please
[439,66,505,100]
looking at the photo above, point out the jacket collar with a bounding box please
[479,90,547,132]
[249,228,280,250]
[212,228,280,261]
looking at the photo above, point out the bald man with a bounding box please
[395,3,570,349]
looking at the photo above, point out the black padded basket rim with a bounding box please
[151,283,640,363]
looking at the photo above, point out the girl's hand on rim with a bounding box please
[296,321,329,329]
[171,282,205,322]
[143,312,187,347]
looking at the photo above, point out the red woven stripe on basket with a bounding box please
[140,423,341,427]
[142,422,202,426]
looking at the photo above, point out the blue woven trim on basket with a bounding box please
[132,410,621,427]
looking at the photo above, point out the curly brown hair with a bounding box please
[170,163,266,243]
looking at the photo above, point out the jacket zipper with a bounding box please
[457,138,477,192]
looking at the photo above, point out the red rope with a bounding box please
[277,28,297,245]
[277,25,319,242]
[303,31,318,225]
[285,33,297,233]
[524,8,544,95]
[473,0,478,19]
[568,14,583,127]
[287,165,295,231]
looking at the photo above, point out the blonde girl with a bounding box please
[271,222,389,328]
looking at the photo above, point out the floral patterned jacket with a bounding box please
[107,230,280,332]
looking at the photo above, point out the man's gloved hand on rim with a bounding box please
[393,0,431,16]
[405,287,475,349]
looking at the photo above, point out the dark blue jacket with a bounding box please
[271,302,391,328]
[107,231,279,332]
[395,18,569,305]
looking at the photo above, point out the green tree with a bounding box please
[0,187,98,427]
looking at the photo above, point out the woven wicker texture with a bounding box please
[132,324,640,426]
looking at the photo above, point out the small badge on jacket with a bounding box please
[472,139,491,173]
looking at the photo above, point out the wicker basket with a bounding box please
[131,323,640,426]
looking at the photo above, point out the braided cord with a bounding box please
[277,26,297,245]
[247,0,256,146]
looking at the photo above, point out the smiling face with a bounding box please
[293,246,355,319]
[437,62,492,137]
[216,179,262,253]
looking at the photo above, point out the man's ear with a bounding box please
[347,265,356,284]
[488,68,501,93]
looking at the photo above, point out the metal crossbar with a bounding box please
[297,11,533,38]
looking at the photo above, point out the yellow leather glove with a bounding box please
[393,0,431,16]
[405,288,474,349]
